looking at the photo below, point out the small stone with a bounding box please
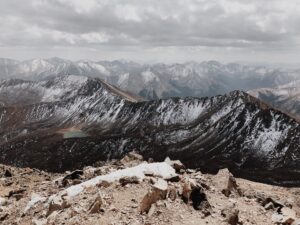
[62,170,83,183]
[186,169,196,174]
[261,197,283,211]
[127,151,143,161]
[0,198,8,207]
[182,182,192,204]
[264,202,274,210]
[147,204,156,217]
[164,157,185,172]
[97,180,111,188]
[167,188,177,201]
[83,166,97,179]
[4,170,12,177]
[6,189,26,200]
[32,218,47,225]
[0,213,8,222]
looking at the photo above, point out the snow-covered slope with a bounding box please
[1,58,300,99]
[0,75,300,185]
[249,80,300,120]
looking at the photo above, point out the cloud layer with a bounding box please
[0,0,300,63]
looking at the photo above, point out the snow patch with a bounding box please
[54,162,177,198]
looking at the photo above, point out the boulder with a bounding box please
[222,174,242,197]
[46,195,70,217]
[140,179,168,213]
[88,193,103,214]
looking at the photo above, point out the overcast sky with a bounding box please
[0,0,300,64]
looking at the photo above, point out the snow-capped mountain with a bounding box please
[0,75,300,185]
[249,80,300,120]
[1,58,300,99]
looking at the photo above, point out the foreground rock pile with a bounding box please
[0,152,299,225]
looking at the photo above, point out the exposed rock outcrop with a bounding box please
[0,154,299,225]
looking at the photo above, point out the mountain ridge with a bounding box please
[0,75,300,186]
[249,80,300,121]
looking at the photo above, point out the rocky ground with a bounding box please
[0,152,299,225]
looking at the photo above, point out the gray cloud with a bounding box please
[0,0,299,63]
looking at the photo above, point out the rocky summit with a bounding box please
[0,152,299,225]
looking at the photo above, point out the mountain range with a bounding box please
[1,75,300,186]
[1,58,300,100]
[249,80,300,121]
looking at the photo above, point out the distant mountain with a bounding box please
[1,58,300,99]
[0,75,300,185]
[249,80,300,120]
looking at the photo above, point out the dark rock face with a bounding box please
[1,75,300,186]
